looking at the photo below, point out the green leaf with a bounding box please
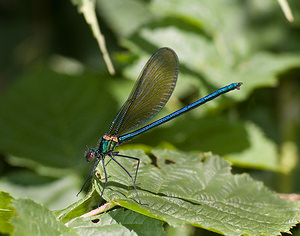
[110,0,300,103]
[225,122,279,171]
[150,0,247,54]
[0,191,15,235]
[138,27,300,101]
[165,224,194,236]
[0,174,80,210]
[11,198,76,236]
[66,208,166,236]
[93,149,299,235]
[0,68,117,169]
[97,0,154,37]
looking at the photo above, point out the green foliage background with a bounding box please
[0,0,300,235]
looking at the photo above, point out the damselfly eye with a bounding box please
[85,149,96,162]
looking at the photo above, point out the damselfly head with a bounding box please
[237,82,243,90]
[85,148,96,162]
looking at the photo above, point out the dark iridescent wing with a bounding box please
[108,47,179,136]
